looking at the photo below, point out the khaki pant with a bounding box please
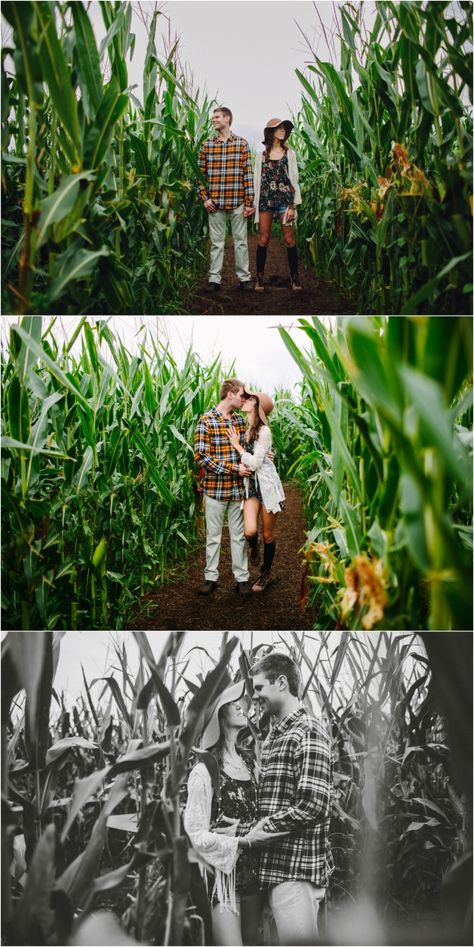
[204,494,248,582]
[268,881,326,946]
[208,203,251,283]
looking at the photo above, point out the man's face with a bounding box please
[252,672,285,715]
[228,386,245,410]
[212,110,229,132]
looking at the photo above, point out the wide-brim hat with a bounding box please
[200,680,246,750]
[243,390,274,426]
[264,117,294,140]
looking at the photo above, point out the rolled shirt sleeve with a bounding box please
[198,141,210,203]
[242,141,255,207]
[194,418,240,478]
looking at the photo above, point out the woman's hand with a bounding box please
[213,817,240,837]
[226,426,242,451]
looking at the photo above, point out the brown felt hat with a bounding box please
[264,117,294,139]
[200,680,247,750]
[243,390,274,425]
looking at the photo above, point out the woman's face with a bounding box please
[273,125,286,141]
[222,700,245,730]
[241,396,257,415]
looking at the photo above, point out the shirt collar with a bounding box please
[212,406,242,423]
[215,131,236,143]
[271,706,305,736]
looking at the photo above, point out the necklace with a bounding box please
[223,754,248,773]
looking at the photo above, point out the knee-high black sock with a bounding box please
[287,245,298,276]
[263,541,275,572]
[256,244,267,274]
[247,534,258,553]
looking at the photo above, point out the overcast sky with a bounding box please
[86,1,376,149]
[2,315,332,392]
[33,629,416,705]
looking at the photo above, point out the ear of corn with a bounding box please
[274,316,473,631]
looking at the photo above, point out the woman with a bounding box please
[183,681,266,946]
[253,117,302,292]
[227,390,285,592]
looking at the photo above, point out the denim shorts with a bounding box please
[260,203,292,218]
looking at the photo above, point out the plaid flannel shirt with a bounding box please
[198,133,254,210]
[194,407,247,501]
[256,708,334,888]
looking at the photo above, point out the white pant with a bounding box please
[204,494,249,582]
[208,203,251,283]
[268,881,326,946]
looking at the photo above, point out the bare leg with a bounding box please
[244,496,261,542]
[212,899,243,946]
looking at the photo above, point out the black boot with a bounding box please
[287,247,302,290]
[255,245,267,291]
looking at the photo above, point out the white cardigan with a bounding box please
[241,426,286,514]
[253,148,302,224]
[184,763,240,912]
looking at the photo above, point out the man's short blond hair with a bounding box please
[220,378,245,399]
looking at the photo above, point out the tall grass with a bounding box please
[1,317,225,629]
[1,2,212,314]
[275,316,473,631]
[2,630,470,945]
[293,2,473,314]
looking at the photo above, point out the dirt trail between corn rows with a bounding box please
[129,483,316,631]
[187,232,356,315]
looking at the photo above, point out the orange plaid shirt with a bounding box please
[198,133,254,210]
[194,407,247,501]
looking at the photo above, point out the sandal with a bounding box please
[255,274,265,292]
[290,274,302,291]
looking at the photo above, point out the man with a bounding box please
[236,653,334,945]
[198,106,254,291]
[194,378,251,595]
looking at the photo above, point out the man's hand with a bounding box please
[204,198,217,214]
[243,206,255,219]
[268,450,275,462]
[238,819,290,848]
[239,463,251,477]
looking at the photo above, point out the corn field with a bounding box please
[294,1,473,315]
[274,316,473,632]
[2,630,471,946]
[1,2,211,315]
[1,316,228,630]
[1,315,472,631]
[1,2,472,315]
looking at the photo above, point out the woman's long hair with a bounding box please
[246,398,265,444]
[208,704,254,771]
[262,126,289,160]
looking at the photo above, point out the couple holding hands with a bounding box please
[198,107,302,292]
[184,652,334,946]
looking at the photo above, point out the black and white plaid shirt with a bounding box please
[257,707,334,888]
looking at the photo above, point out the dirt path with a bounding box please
[187,232,355,315]
[129,483,316,631]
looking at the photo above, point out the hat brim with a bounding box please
[243,389,270,426]
[264,119,294,139]
[200,680,246,750]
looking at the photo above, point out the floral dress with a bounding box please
[244,438,263,503]
[211,766,259,901]
[259,152,295,214]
